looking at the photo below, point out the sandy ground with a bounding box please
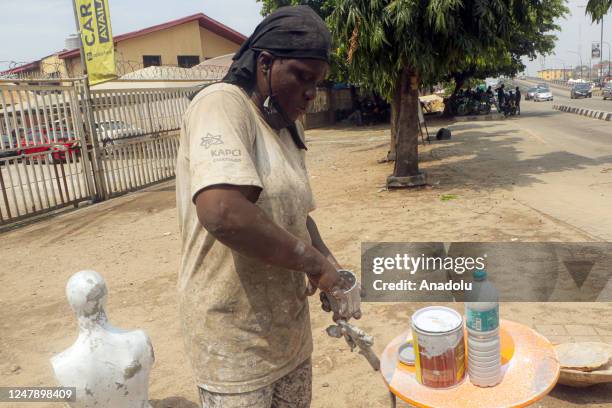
[1,119,611,407]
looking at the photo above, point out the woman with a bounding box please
[175,6,359,408]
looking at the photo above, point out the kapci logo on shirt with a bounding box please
[200,133,224,149]
[211,149,241,157]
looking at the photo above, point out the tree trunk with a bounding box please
[386,82,401,161]
[453,75,466,96]
[442,74,466,117]
[392,66,420,177]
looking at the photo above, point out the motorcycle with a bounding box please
[501,92,517,116]
[448,92,491,116]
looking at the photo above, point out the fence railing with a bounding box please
[90,87,192,142]
[0,79,95,224]
[0,78,197,226]
[0,77,352,227]
[89,87,192,197]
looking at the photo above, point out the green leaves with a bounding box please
[441,194,459,201]
[259,0,567,100]
[585,0,612,22]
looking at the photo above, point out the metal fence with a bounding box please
[0,78,196,226]
[0,76,349,227]
[0,79,95,224]
[90,87,192,197]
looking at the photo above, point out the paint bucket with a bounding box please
[412,306,466,388]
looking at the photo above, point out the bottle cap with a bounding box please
[473,269,487,281]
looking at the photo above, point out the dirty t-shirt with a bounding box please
[175,83,316,393]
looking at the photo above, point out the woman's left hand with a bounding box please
[306,254,341,296]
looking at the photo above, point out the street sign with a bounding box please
[592,42,601,59]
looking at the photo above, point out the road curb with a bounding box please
[453,113,505,122]
[553,104,612,122]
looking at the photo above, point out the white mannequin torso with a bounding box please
[51,270,154,408]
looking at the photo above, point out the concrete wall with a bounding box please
[200,29,239,59]
[40,54,69,78]
[303,111,334,129]
[65,57,83,78]
[116,20,202,67]
[63,21,241,76]
[537,69,574,81]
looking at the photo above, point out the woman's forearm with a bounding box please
[307,216,340,268]
[195,188,331,278]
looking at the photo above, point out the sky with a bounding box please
[0,0,264,70]
[0,0,609,74]
[521,0,611,75]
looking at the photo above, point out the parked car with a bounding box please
[603,83,612,100]
[533,87,553,102]
[570,83,592,99]
[16,127,79,163]
[95,120,143,145]
[525,87,539,100]
[0,134,19,160]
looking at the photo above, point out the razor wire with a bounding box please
[0,60,230,81]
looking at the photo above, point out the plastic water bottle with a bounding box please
[465,269,501,387]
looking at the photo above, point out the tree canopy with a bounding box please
[259,0,566,94]
[258,0,330,17]
[586,0,611,21]
[329,0,567,98]
[257,0,568,185]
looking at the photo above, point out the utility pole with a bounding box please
[568,50,583,79]
[605,41,612,81]
[601,17,604,85]
[599,17,603,84]
[579,24,585,78]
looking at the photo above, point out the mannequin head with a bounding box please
[66,270,108,324]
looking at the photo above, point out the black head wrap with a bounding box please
[223,5,332,92]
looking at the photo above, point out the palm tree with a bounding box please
[586,0,611,21]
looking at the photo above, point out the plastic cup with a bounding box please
[326,269,360,320]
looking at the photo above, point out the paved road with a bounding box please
[517,79,612,112]
[495,96,612,240]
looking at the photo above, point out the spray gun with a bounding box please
[322,269,380,371]
[326,319,380,371]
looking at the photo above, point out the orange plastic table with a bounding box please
[380,319,560,408]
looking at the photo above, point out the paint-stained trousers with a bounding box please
[199,358,312,408]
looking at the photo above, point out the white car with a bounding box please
[95,121,143,145]
[534,88,553,102]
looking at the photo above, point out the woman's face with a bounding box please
[268,58,329,121]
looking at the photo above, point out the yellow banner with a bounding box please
[75,0,116,85]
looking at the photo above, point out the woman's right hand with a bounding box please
[308,260,342,294]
